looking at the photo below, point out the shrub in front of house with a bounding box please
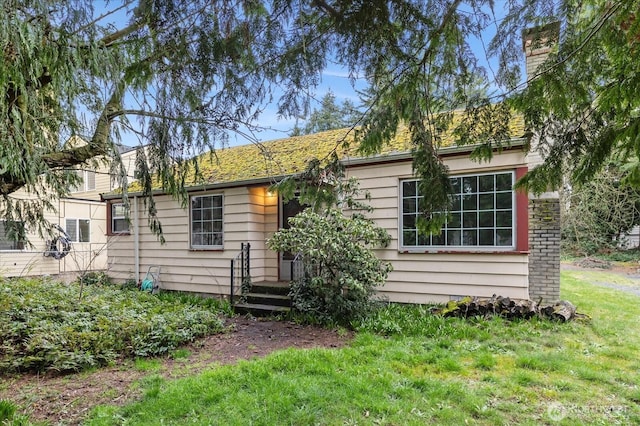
[268,207,392,326]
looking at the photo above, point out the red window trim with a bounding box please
[515,166,529,252]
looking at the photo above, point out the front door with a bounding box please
[279,197,305,281]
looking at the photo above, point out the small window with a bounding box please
[400,171,515,250]
[85,170,96,191]
[190,194,223,248]
[70,170,96,193]
[111,204,130,234]
[0,221,25,250]
[66,219,90,243]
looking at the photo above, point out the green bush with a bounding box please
[0,277,225,373]
[77,271,112,286]
[268,208,391,326]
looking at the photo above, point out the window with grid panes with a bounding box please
[401,171,515,249]
[190,194,223,248]
[111,203,130,233]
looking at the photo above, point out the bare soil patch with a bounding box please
[0,316,352,425]
[562,260,640,297]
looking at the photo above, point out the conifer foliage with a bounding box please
[1,0,639,237]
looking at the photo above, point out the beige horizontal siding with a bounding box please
[0,251,60,277]
[348,151,530,303]
[106,149,531,302]
[387,270,526,288]
[107,186,280,293]
[377,285,529,304]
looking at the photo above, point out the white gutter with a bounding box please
[343,138,528,167]
[133,196,140,283]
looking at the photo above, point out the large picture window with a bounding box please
[191,194,223,248]
[66,218,91,243]
[0,221,25,250]
[401,171,515,249]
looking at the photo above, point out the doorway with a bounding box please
[279,197,305,281]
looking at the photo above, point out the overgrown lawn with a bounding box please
[87,271,640,425]
[0,277,227,374]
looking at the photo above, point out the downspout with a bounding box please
[134,196,140,282]
[58,198,62,276]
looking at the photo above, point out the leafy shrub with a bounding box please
[268,208,391,326]
[0,277,225,373]
[77,271,112,286]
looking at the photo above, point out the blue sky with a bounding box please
[229,68,370,144]
[95,1,370,147]
[95,1,514,147]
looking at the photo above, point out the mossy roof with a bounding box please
[195,126,407,185]
[115,113,525,195]
[194,115,525,187]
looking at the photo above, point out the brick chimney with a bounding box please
[522,22,560,82]
[522,21,562,304]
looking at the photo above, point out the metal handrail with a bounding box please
[290,251,305,282]
[230,242,251,304]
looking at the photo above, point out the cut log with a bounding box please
[437,296,580,322]
[543,300,577,322]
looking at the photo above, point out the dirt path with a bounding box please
[561,261,640,297]
[0,317,352,425]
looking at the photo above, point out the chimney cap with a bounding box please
[522,21,561,53]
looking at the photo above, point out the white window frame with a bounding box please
[65,218,91,243]
[70,170,96,193]
[0,220,25,251]
[111,203,130,234]
[190,194,224,249]
[400,171,516,251]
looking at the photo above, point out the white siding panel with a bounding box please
[2,197,108,278]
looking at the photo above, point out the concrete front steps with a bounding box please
[233,281,291,316]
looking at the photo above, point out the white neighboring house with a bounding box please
[0,145,137,279]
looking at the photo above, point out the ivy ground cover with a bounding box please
[0,277,226,374]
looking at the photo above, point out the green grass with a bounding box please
[85,270,640,425]
[562,269,640,290]
[133,358,163,372]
